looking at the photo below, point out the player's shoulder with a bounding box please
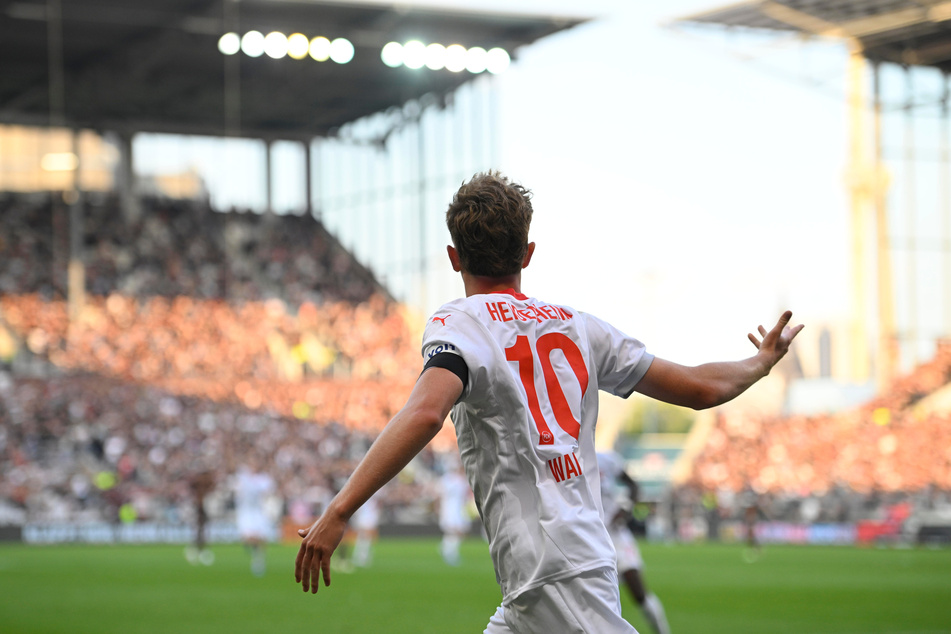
[425,297,482,331]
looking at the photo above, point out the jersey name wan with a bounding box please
[421,289,653,602]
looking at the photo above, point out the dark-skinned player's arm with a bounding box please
[294,367,463,594]
[634,311,803,410]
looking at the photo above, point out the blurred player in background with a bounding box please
[598,451,670,634]
[742,491,767,562]
[235,456,276,577]
[438,460,472,566]
[185,467,216,566]
[295,171,802,634]
[351,490,382,567]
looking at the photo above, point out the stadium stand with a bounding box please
[2,192,949,544]
[672,342,951,544]
[0,193,449,538]
[0,192,384,304]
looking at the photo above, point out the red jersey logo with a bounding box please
[432,315,450,326]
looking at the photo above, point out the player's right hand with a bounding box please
[295,511,346,594]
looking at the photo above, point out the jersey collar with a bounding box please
[490,288,529,301]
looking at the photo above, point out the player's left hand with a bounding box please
[747,311,804,368]
[295,511,346,594]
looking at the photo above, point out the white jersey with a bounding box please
[235,469,275,540]
[352,491,381,531]
[597,450,628,527]
[597,451,644,572]
[422,289,653,601]
[439,470,472,533]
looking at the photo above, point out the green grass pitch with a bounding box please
[1,539,949,633]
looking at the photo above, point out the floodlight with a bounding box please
[330,38,354,64]
[381,41,403,68]
[264,31,289,59]
[465,46,487,74]
[424,43,446,70]
[241,31,265,58]
[287,33,310,59]
[445,44,466,72]
[309,36,331,61]
[218,32,241,56]
[486,48,510,74]
[402,40,425,70]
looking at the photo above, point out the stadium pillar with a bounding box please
[116,132,141,223]
[417,114,427,310]
[223,0,241,135]
[942,73,951,341]
[46,0,65,126]
[266,139,274,214]
[846,45,871,383]
[67,129,85,327]
[304,139,313,217]
[872,63,899,388]
[903,67,918,366]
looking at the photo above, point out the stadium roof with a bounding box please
[0,0,586,139]
[674,0,951,71]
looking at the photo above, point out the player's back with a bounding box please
[423,289,652,600]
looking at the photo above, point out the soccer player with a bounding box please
[235,457,276,577]
[438,460,473,566]
[597,450,671,634]
[351,490,381,567]
[741,492,767,562]
[295,171,802,633]
[185,468,216,566]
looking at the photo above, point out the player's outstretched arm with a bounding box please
[295,367,462,594]
[633,311,803,410]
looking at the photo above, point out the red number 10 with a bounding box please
[505,333,589,445]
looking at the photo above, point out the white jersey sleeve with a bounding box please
[583,313,655,398]
[421,290,653,602]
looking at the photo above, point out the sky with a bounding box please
[424,0,854,366]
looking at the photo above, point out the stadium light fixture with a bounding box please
[381,41,403,68]
[444,44,467,72]
[402,40,426,69]
[425,43,447,70]
[329,38,354,64]
[218,32,241,56]
[264,31,289,59]
[465,46,487,74]
[287,33,310,60]
[309,36,331,61]
[486,48,510,74]
[241,31,265,57]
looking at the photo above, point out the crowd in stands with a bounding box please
[0,193,451,531]
[678,342,951,531]
[0,192,382,305]
[0,371,440,529]
[0,292,419,400]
